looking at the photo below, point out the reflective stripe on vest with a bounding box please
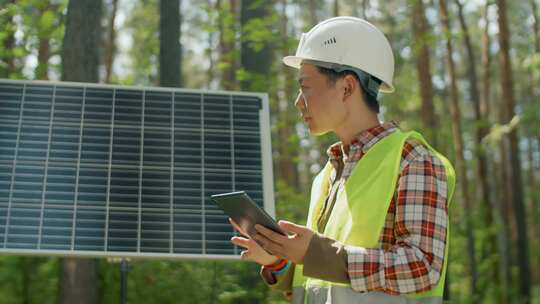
[292,130,456,303]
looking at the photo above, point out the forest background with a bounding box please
[0,0,539,303]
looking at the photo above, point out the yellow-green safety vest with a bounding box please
[292,130,456,303]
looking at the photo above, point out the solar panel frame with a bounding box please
[0,79,275,260]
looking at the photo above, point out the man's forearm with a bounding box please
[302,232,349,283]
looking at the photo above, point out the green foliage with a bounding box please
[16,0,67,79]
[241,14,278,53]
[0,256,58,304]
[274,180,310,224]
[0,2,24,78]
[121,0,160,85]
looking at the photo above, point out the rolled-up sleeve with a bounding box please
[260,263,295,293]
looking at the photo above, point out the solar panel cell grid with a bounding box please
[0,80,272,259]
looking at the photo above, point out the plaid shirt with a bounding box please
[322,121,449,294]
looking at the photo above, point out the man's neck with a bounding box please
[335,113,380,155]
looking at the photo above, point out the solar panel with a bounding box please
[0,79,274,260]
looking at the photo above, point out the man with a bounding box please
[230,16,455,304]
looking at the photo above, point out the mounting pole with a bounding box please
[120,258,130,304]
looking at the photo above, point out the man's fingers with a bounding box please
[229,218,248,236]
[278,220,306,235]
[253,225,290,258]
[231,236,251,249]
[255,224,288,243]
[254,232,283,256]
[240,250,250,260]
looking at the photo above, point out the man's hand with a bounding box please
[253,221,315,265]
[229,218,280,265]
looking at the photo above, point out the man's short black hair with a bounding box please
[315,66,380,114]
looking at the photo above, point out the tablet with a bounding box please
[211,191,286,239]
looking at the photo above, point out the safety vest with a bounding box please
[291,130,456,304]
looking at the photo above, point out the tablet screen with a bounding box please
[211,191,286,238]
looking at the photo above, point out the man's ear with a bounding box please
[343,74,357,100]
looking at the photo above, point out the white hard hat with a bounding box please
[283,16,395,93]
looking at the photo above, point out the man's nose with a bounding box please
[294,92,305,110]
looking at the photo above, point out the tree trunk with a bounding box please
[498,144,515,297]
[240,0,272,91]
[333,0,339,16]
[497,116,515,292]
[308,0,317,26]
[205,0,216,88]
[274,0,300,189]
[453,5,500,299]
[411,0,437,146]
[217,0,238,90]
[478,3,511,303]
[36,36,51,80]
[528,0,540,285]
[104,0,119,83]
[59,259,98,304]
[21,257,31,304]
[159,0,182,87]
[438,0,478,299]
[61,0,102,82]
[531,0,540,52]
[479,2,491,141]
[525,130,538,282]
[59,0,102,302]
[3,34,16,78]
[496,0,531,302]
[35,2,60,80]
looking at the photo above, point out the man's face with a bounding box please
[295,63,345,136]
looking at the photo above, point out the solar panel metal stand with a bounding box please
[120,258,130,304]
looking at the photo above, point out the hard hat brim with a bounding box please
[282,56,302,69]
[282,55,395,93]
